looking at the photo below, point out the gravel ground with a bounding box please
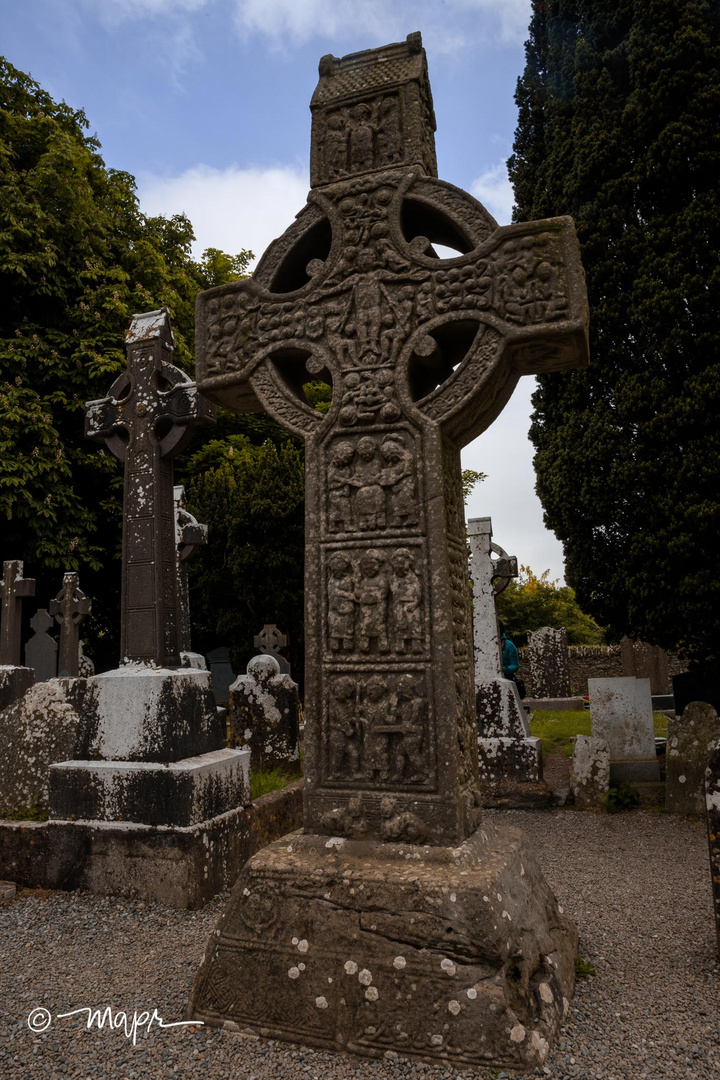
[1,808,718,1079]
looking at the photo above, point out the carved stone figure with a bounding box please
[190,33,588,1068]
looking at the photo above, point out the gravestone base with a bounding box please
[0,665,34,710]
[48,748,250,827]
[523,697,585,713]
[189,825,577,1071]
[609,759,661,784]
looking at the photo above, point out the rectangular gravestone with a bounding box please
[187,33,588,1072]
[527,626,572,700]
[588,676,660,783]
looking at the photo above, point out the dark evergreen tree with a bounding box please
[509,0,720,665]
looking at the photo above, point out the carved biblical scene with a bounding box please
[325,544,425,657]
[325,431,419,534]
[325,669,431,786]
[320,93,404,181]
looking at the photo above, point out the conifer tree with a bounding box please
[509,0,720,665]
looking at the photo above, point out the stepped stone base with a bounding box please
[49,748,250,827]
[189,824,577,1071]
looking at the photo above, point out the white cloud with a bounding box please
[471,161,515,225]
[86,0,209,23]
[137,162,309,264]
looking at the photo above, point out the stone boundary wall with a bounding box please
[517,645,685,698]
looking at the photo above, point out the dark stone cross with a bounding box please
[49,572,91,677]
[254,623,291,675]
[25,608,58,682]
[0,560,36,666]
[194,34,589,845]
[86,310,215,667]
[174,485,208,655]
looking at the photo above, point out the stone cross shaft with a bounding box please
[49,572,91,677]
[194,36,589,845]
[174,485,209,655]
[0,560,35,666]
[468,517,518,685]
[86,309,215,667]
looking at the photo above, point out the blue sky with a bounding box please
[2,0,569,583]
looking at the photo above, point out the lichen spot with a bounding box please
[539,982,554,1004]
[291,937,299,945]
[450,893,456,902]
[358,969,373,986]
[297,939,309,953]
[532,1030,549,1060]
[288,966,300,979]
[440,958,456,976]
[448,1000,461,1015]
[298,963,306,971]
[243,888,250,897]
[563,996,570,1018]
[365,986,379,1001]
[430,1034,443,1046]
[466,988,477,1000]
[679,774,687,783]
[344,960,358,975]
[315,996,329,1009]
[510,1024,526,1043]
[393,956,407,970]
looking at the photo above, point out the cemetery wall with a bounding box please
[517,645,685,697]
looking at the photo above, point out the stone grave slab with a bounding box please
[229,654,300,772]
[588,676,660,783]
[188,32,588,1069]
[666,702,720,816]
[527,626,572,701]
[571,735,610,808]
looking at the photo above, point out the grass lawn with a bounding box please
[250,766,301,800]
[530,709,670,757]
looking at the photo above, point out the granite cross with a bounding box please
[194,34,589,845]
[174,485,208,655]
[86,309,215,667]
[0,560,36,666]
[254,623,291,675]
[49,572,91,677]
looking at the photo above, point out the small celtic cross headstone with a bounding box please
[49,573,91,678]
[0,560,36,666]
[25,608,58,682]
[86,309,215,667]
[254,623,291,675]
[194,34,588,845]
[174,485,208,654]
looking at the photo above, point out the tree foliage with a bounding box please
[508,1,720,665]
[497,565,605,646]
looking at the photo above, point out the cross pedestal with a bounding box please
[189,35,584,1070]
[0,560,35,708]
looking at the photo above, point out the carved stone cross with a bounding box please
[49,572,91,677]
[0,560,36,666]
[86,309,215,667]
[254,623,291,675]
[194,35,588,845]
[174,485,208,655]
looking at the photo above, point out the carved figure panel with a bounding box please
[325,429,419,535]
[325,543,426,658]
[324,668,433,788]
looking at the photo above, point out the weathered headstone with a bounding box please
[571,735,610,808]
[206,646,236,704]
[254,623,291,676]
[24,609,57,683]
[0,560,35,708]
[666,702,720,816]
[527,626,571,699]
[620,636,670,696]
[705,738,720,958]
[49,572,91,678]
[47,311,248,830]
[229,653,300,772]
[468,517,543,794]
[86,309,215,667]
[189,34,588,1069]
[588,676,660,783]
[174,484,208,663]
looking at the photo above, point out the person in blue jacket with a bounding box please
[498,621,519,679]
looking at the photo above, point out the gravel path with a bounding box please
[1,808,718,1079]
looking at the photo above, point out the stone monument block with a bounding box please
[571,735,610,808]
[620,636,670,696]
[666,702,720,816]
[25,609,58,683]
[229,654,301,772]
[189,32,588,1068]
[588,676,660,783]
[528,627,571,700]
[705,738,720,958]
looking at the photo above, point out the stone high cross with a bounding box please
[174,485,208,655]
[0,560,36,666]
[468,517,518,685]
[194,34,589,845]
[86,310,215,668]
[49,572,91,677]
[254,623,291,675]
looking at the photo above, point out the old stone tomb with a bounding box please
[588,676,660,783]
[188,34,588,1070]
[666,702,720,816]
[468,516,545,799]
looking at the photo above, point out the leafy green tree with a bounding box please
[497,566,605,646]
[508,0,720,666]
